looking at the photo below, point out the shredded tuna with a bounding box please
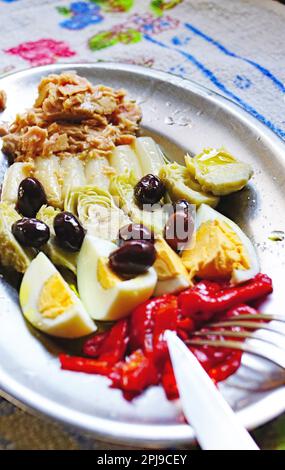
[0,90,7,112]
[2,72,142,161]
[0,121,9,137]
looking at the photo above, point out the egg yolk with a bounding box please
[154,237,189,280]
[38,273,74,319]
[182,219,250,280]
[97,257,122,289]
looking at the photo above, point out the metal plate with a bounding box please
[0,63,285,448]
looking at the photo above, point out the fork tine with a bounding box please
[186,338,285,369]
[191,330,260,339]
[190,328,285,348]
[212,314,285,322]
[186,338,251,350]
[208,320,285,335]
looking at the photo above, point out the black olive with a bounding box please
[17,177,47,218]
[164,210,195,252]
[118,223,155,246]
[173,199,191,213]
[134,174,166,206]
[54,211,85,252]
[12,218,50,248]
[109,240,156,277]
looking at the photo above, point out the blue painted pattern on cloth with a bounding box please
[1,0,285,451]
[144,34,285,139]
[234,75,252,90]
[184,22,285,94]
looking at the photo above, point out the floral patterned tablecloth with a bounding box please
[0,0,285,450]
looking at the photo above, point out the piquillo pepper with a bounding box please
[83,330,108,358]
[59,274,273,402]
[178,273,273,322]
[207,351,242,382]
[97,319,129,364]
[110,349,159,397]
[59,354,111,375]
[222,303,260,320]
[129,294,178,366]
[83,319,129,364]
[161,359,179,400]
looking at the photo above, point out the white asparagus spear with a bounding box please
[1,162,34,204]
[134,137,165,176]
[34,156,62,208]
[85,156,113,190]
[60,156,86,199]
[110,145,142,181]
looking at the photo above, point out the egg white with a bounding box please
[154,275,190,296]
[19,252,96,338]
[77,236,157,321]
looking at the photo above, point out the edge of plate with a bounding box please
[0,62,285,447]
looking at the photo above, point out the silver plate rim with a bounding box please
[0,62,285,447]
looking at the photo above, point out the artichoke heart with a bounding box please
[37,205,78,274]
[185,148,253,196]
[65,185,130,242]
[159,162,219,207]
[109,172,168,235]
[0,202,35,272]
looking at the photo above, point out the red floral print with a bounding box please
[5,38,76,66]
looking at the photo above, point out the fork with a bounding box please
[186,313,285,369]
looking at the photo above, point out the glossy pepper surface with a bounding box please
[178,273,273,322]
[59,275,273,401]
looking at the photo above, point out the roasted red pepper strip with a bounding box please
[179,273,273,321]
[83,331,108,358]
[190,345,242,379]
[110,349,159,394]
[177,316,195,333]
[98,319,129,364]
[129,298,155,355]
[222,303,259,319]
[207,351,242,382]
[161,359,179,401]
[83,319,129,364]
[62,275,273,401]
[152,297,178,367]
[191,346,231,371]
[59,354,111,375]
[129,294,178,361]
[195,279,224,294]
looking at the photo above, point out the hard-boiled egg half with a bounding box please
[153,237,191,295]
[19,252,96,338]
[77,236,157,321]
[182,204,259,285]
